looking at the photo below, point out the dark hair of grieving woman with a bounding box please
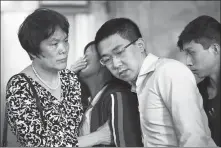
[70,41,143,147]
[4,8,83,147]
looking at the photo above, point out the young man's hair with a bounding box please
[95,18,142,47]
[177,15,221,50]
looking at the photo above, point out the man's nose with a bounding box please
[112,56,122,69]
[186,54,193,67]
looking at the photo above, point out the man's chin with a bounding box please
[194,75,205,84]
[120,75,136,84]
[116,75,130,82]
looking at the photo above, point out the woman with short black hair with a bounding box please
[5,8,83,147]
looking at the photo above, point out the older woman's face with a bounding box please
[37,26,69,71]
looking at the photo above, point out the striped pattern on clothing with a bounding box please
[86,79,143,147]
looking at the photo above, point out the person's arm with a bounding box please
[108,91,143,147]
[6,76,79,147]
[157,61,216,147]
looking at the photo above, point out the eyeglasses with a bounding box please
[100,38,139,66]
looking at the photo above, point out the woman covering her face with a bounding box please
[5,8,83,147]
[71,41,143,147]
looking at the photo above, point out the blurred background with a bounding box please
[1,1,220,145]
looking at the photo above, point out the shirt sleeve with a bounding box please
[156,61,216,147]
[6,75,79,147]
[108,91,143,147]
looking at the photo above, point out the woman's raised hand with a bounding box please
[70,56,87,74]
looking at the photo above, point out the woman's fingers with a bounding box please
[76,64,87,71]
[70,56,88,74]
[75,58,86,64]
[71,61,87,73]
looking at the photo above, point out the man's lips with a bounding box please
[190,69,197,73]
[119,69,128,76]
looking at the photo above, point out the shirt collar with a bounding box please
[130,53,159,92]
[138,53,159,76]
[89,85,108,107]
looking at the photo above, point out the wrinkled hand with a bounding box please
[70,57,87,74]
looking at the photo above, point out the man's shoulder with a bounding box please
[155,58,193,77]
[151,58,197,89]
[157,58,188,70]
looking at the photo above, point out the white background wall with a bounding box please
[108,1,220,60]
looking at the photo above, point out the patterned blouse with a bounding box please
[6,69,83,147]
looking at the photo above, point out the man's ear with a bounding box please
[209,43,220,55]
[29,53,37,60]
[136,38,146,53]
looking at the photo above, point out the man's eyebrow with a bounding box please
[101,44,123,58]
[112,44,123,51]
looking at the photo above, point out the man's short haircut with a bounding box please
[177,15,221,50]
[18,8,69,59]
[95,18,142,48]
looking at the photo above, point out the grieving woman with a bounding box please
[5,8,83,147]
[71,41,143,147]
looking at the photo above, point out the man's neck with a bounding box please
[207,66,220,99]
[208,61,220,88]
[130,79,137,88]
[130,52,148,88]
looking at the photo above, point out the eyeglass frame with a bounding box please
[99,38,139,66]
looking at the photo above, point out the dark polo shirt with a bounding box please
[198,77,220,146]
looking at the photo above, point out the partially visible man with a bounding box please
[94,17,216,147]
[177,15,220,146]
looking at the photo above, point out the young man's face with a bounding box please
[97,34,145,83]
[182,40,219,82]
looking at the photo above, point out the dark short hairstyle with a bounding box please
[18,8,69,59]
[83,41,95,54]
[177,15,221,50]
[95,18,142,48]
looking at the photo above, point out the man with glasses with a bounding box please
[94,18,216,147]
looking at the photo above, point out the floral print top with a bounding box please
[6,69,83,147]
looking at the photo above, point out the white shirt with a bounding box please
[79,85,108,136]
[131,53,216,147]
